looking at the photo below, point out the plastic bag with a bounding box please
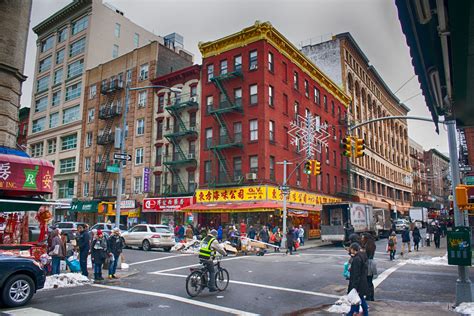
[347,288,361,305]
[343,261,350,279]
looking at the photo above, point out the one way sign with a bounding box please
[114,153,132,161]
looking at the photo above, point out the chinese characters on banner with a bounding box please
[0,156,54,194]
[143,197,194,212]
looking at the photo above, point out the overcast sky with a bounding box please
[22,0,449,154]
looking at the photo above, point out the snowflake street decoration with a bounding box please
[288,114,330,158]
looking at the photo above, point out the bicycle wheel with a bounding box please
[215,268,229,291]
[186,270,204,297]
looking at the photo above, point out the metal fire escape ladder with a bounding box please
[163,164,187,194]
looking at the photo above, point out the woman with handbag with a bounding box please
[347,243,369,316]
[91,229,109,281]
[49,228,64,275]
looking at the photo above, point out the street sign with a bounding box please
[113,153,132,161]
[447,227,472,266]
[279,185,290,195]
[465,176,474,185]
[106,164,120,173]
[460,166,472,172]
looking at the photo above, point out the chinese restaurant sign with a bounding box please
[0,155,54,194]
[143,196,194,212]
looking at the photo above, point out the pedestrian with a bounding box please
[440,220,448,237]
[77,224,90,277]
[49,228,64,275]
[217,225,223,242]
[178,224,185,241]
[286,227,294,255]
[258,226,270,244]
[391,220,396,234]
[348,232,360,245]
[401,226,411,256]
[91,229,109,281]
[274,227,282,252]
[360,233,376,301]
[248,225,256,240]
[298,225,305,246]
[388,231,397,260]
[413,226,421,251]
[433,222,441,248]
[426,222,433,246]
[240,219,247,236]
[107,228,124,279]
[185,224,194,242]
[347,243,369,316]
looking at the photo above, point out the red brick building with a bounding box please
[188,22,350,234]
[17,107,29,152]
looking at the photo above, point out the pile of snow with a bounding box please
[327,295,351,314]
[42,273,91,290]
[455,302,474,315]
[405,254,448,266]
[120,262,129,270]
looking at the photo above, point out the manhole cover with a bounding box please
[126,301,152,308]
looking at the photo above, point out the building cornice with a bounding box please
[198,21,351,107]
[151,64,201,87]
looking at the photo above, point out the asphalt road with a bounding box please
[5,236,463,316]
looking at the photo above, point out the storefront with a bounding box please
[104,200,140,228]
[70,200,100,224]
[142,197,194,226]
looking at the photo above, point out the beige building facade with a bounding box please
[302,33,412,214]
[27,0,162,210]
[424,149,450,208]
[409,138,428,203]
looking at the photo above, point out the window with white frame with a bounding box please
[134,33,139,48]
[49,112,59,128]
[31,142,43,157]
[204,161,211,183]
[59,157,76,173]
[268,52,274,72]
[58,180,74,198]
[69,37,86,57]
[234,88,242,106]
[206,96,213,113]
[56,49,65,64]
[36,76,50,93]
[293,71,299,90]
[65,82,81,101]
[53,69,63,85]
[233,122,242,142]
[87,108,95,123]
[39,56,52,73]
[134,176,143,193]
[135,148,144,165]
[138,91,147,107]
[114,23,121,38]
[47,139,56,154]
[41,36,54,53]
[89,85,97,100]
[139,64,149,80]
[85,132,92,147]
[61,134,77,150]
[220,60,227,75]
[84,157,91,172]
[314,87,320,104]
[32,117,46,133]
[112,44,119,58]
[250,84,258,104]
[83,182,89,197]
[304,80,309,97]
[136,118,145,135]
[207,64,214,82]
[67,59,83,78]
[268,85,274,106]
[269,120,275,142]
[71,15,88,35]
[35,96,48,113]
[62,105,80,124]
[234,55,242,72]
[249,155,258,173]
[205,128,213,149]
[249,50,258,69]
[249,119,258,141]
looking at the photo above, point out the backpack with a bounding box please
[388,238,395,247]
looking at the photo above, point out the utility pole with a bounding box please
[277,160,292,249]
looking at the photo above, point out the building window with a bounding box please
[268,85,274,106]
[89,85,96,100]
[135,148,144,165]
[49,112,59,128]
[53,69,63,85]
[139,64,149,80]
[134,33,139,48]
[188,171,196,192]
[85,132,92,147]
[270,156,275,181]
[154,174,161,194]
[314,87,320,104]
[204,161,212,183]
[324,95,328,111]
[39,56,52,73]
[206,96,213,113]
[31,142,43,157]
[36,76,50,93]
[249,50,258,70]
[56,49,65,64]
[205,128,213,149]
[294,101,299,121]
[331,101,335,116]
[65,82,82,101]
[284,126,289,148]
[326,173,330,194]
[84,157,91,172]
[58,28,68,43]
[249,155,258,173]
[234,55,242,72]
[32,117,46,133]
[47,139,56,154]
[69,37,86,57]
[304,80,309,97]
[134,176,143,194]
[156,120,163,139]
[58,180,74,198]
[112,44,119,58]
[114,23,121,37]
[41,36,54,53]
[220,60,227,75]
[67,59,84,79]
[269,120,275,142]
[61,134,77,151]
[155,146,162,166]
[71,15,88,35]
[293,71,299,90]
[232,122,242,143]
[62,105,80,124]
[59,157,76,173]
[268,52,274,72]
[207,64,214,82]
[250,84,258,105]
[136,118,145,135]
[249,119,258,141]
[157,94,165,112]
[35,96,48,113]
[138,91,147,107]
[83,182,89,197]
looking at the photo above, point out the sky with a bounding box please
[22,0,449,154]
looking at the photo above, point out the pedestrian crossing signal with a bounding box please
[313,160,321,176]
[355,138,365,158]
[304,161,312,175]
[342,137,352,157]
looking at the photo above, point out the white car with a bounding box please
[395,219,409,232]
[122,224,175,252]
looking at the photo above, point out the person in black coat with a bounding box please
[76,224,90,277]
[413,226,422,251]
[91,230,109,281]
[433,223,442,248]
[107,228,124,279]
[360,233,376,301]
[286,227,294,255]
[347,243,369,316]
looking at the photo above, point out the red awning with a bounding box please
[0,154,54,195]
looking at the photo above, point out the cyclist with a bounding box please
[198,229,227,292]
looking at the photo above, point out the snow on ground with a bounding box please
[404,254,448,266]
[42,273,91,290]
[120,262,129,270]
[455,302,474,315]
[327,296,351,313]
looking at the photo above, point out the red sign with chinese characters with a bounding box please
[143,197,194,212]
[0,155,54,195]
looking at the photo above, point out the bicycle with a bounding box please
[185,255,229,297]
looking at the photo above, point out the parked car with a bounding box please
[122,224,175,252]
[0,254,46,307]
[90,223,127,236]
[395,219,409,233]
[50,222,86,241]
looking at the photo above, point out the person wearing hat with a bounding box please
[91,229,109,281]
[198,229,227,292]
[107,228,124,279]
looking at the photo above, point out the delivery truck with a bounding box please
[373,208,391,238]
[321,203,376,243]
[409,207,428,227]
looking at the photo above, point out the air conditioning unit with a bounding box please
[250,64,258,70]
[296,180,301,186]
[326,160,330,165]
[246,173,257,180]
[190,96,197,103]
[187,153,195,159]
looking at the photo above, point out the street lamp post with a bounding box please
[114,82,181,229]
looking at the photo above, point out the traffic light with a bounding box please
[313,160,321,176]
[456,185,468,208]
[342,136,352,157]
[355,138,365,158]
[304,160,312,175]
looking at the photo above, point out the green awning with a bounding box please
[0,199,43,212]
[70,200,99,213]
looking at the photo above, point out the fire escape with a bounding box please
[162,93,198,196]
[208,67,244,187]
[94,78,123,198]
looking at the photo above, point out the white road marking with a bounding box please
[92,284,259,316]
[3,307,62,316]
[373,261,406,288]
[129,254,193,266]
[153,272,340,299]
[53,289,107,298]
